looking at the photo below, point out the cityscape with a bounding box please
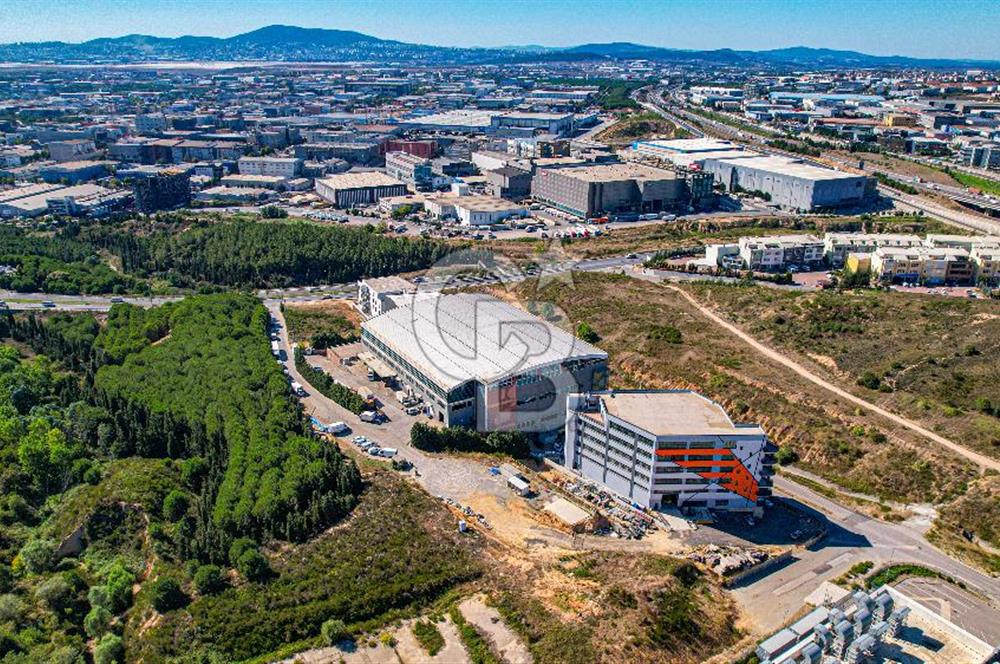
[0,2,999,664]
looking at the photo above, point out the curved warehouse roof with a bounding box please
[361,293,606,391]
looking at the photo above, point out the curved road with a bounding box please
[664,284,1000,473]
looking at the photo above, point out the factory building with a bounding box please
[385,151,434,190]
[702,155,869,211]
[531,162,689,219]
[565,391,775,512]
[315,172,408,207]
[237,156,303,179]
[361,293,608,432]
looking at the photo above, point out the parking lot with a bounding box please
[894,577,1000,647]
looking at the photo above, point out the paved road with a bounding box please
[894,576,1000,646]
[732,474,1000,633]
[663,284,1000,473]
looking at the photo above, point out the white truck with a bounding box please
[359,410,379,423]
[291,381,306,396]
[379,447,398,458]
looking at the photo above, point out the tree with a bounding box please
[236,550,270,582]
[775,446,798,465]
[33,574,73,613]
[260,205,288,219]
[94,633,124,664]
[321,618,349,645]
[193,565,226,595]
[227,538,257,567]
[150,577,187,613]
[17,418,75,494]
[162,490,190,521]
[17,539,55,574]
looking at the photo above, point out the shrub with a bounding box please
[575,322,600,343]
[648,324,682,344]
[84,606,113,638]
[412,619,445,656]
[17,539,55,574]
[321,618,349,646]
[193,565,226,595]
[162,490,190,521]
[0,594,23,624]
[180,456,208,489]
[150,577,187,613]
[857,372,881,390]
[775,446,798,465]
[94,633,124,664]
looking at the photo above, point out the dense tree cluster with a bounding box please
[294,346,367,413]
[0,227,137,295]
[410,421,530,458]
[91,295,363,553]
[95,220,451,288]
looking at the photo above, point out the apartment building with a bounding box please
[738,234,825,271]
[565,390,774,513]
[238,156,303,179]
[871,247,974,285]
[971,244,1000,284]
[823,233,923,267]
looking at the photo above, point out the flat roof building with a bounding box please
[565,390,774,512]
[531,162,688,218]
[361,293,608,432]
[315,171,408,208]
[823,232,923,266]
[702,155,869,211]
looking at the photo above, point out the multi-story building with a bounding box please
[971,244,1000,284]
[361,293,608,432]
[133,168,191,213]
[135,113,168,135]
[531,162,688,219]
[356,276,418,319]
[738,234,825,271]
[565,390,774,513]
[385,151,434,190]
[315,172,408,207]
[237,156,303,179]
[46,139,99,163]
[871,247,975,285]
[823,233,923,267]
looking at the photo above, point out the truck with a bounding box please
[359,410,379,423]
[291,381,306,396]
[271,340,281,357]
[379,447,398,458]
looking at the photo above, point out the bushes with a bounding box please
[410,422,530,458]
[321,618,349,646]
[94,633,124,664]
[412,619,445,656]
[236,550,270,582]
[294,346,367,414]
[162,490,190,521]
[866,564,944,589]
[16,539,55,574]
[575,322,600,343]
[775,446,798,465]
[648,324,682,344]
[449,607,501,664]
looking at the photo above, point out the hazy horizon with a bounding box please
[1,0,998,61]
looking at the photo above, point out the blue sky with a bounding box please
[1,0,998,60]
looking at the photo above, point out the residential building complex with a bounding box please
[565,390,775,512]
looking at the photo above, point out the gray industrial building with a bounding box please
[361,293,608,432]
[530,162,690,218]
[702,155,869,211]
[315,172,408,207]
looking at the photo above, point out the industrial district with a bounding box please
[0,14,999,664]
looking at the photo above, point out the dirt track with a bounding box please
[665,284,1000,474]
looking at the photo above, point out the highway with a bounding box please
[641,88,1000,235]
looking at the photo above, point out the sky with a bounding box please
[1,0,998,60]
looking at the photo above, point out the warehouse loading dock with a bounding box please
[357,351,397,380]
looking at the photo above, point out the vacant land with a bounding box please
[950,169,1000,196]
[506,273,978,509]
[596,112,684,146]
[282,300,361,346]
[489,552,741,664]
[927,475,1000,575]
[485,213,964,264]
[681,284,1000,463]
[839,151,964,187]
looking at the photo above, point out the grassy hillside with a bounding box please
[681,284,1000,462]
[509,273,978,506]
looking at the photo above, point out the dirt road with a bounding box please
[664,285,1000,473]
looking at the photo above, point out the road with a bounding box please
[731,473,1000,633]
[661,283,1000,473]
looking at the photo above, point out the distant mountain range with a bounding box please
[0,24,996,69]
